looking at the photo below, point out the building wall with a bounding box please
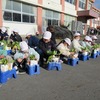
[42,0,62,12]
[0,0,99,35]
[18,0,38,5]
[3,22,37,35]
[64,2,77,16]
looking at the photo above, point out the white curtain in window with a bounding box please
[53,12,60,20]
[2,0,7,19]
[2,0,7,9]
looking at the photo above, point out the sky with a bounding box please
[93,0,100,9]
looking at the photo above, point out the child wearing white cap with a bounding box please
[91,35,98,45]
[80,36,92,48]
[13,41,40,74]
[39,31,57,66]
[71,32,82,52]
[10,28,22,42]
[1,27,9,41]
[57,38,71,56]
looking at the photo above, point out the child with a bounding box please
[39,31,57,66]
[57,38,71,61]
[26,32,41,54]
[13,41,40,74]
[91,35,98,45]
[71,33,82,52]
[1,27,9,41]
[80,36,92,48]
[10,29,22,42]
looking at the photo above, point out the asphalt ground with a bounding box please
[0,35,100,100]
[0,56,100,100]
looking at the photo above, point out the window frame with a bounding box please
[79,0,86,9]
[2,0,37,24]
[65,0,75,5]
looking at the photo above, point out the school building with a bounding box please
[0,0,100,35]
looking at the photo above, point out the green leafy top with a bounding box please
[92,44,100,49]
[46,50,60,63]
[6,56,14,63]
[6,40,12,47]
[29,55,35,60]
[0,40,12,50]
[69,48,76,52]
[0,58,8,65]
[12,41,20,50]
[0,40,7,50]
[47,50,58,55]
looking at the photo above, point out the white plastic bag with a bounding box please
[1,65,8,72]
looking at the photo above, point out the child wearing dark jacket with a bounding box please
[39,31,57,66]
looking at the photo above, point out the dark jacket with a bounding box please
[27,36,39,48]
[51,32,56,44]
[10,33,22,42]
[2,32,9,41]
[39,38,56,56]
[0,32,3,41]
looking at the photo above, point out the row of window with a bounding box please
[65,0,75,5]
[3,0,37,14]
[2,0,37,23]
[3,11,35,23]
[65,0,86,9]
[3,0,76,31]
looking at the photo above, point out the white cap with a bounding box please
[1,27,6,33]
[13,29,19,33]
[92,35,97,40]
[26,33,32,37]
[85,36,90,41]
[43,31,52,39]
[89,37,92,42]
[20,41,28,52]
[74,33,80,37]
[64,38,71,45]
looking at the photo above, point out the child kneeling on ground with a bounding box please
[57,38,76,62]
[13,41,40,74]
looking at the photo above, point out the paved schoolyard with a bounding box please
[0,35,100,100]
[0,56,100,100]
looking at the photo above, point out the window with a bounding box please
[65,0,75,5]
[30,16,35,23]
[2,0,37,23]
[64,15,76,30]
[79,0,86,9]
[42,9,60,32]
[13,13,21,22]
[22,3,30,13]
[13,1,21,11]
[88,3,92,10]
[3,11,12,21]
[2,0,12,10]
[22,14,29,22]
